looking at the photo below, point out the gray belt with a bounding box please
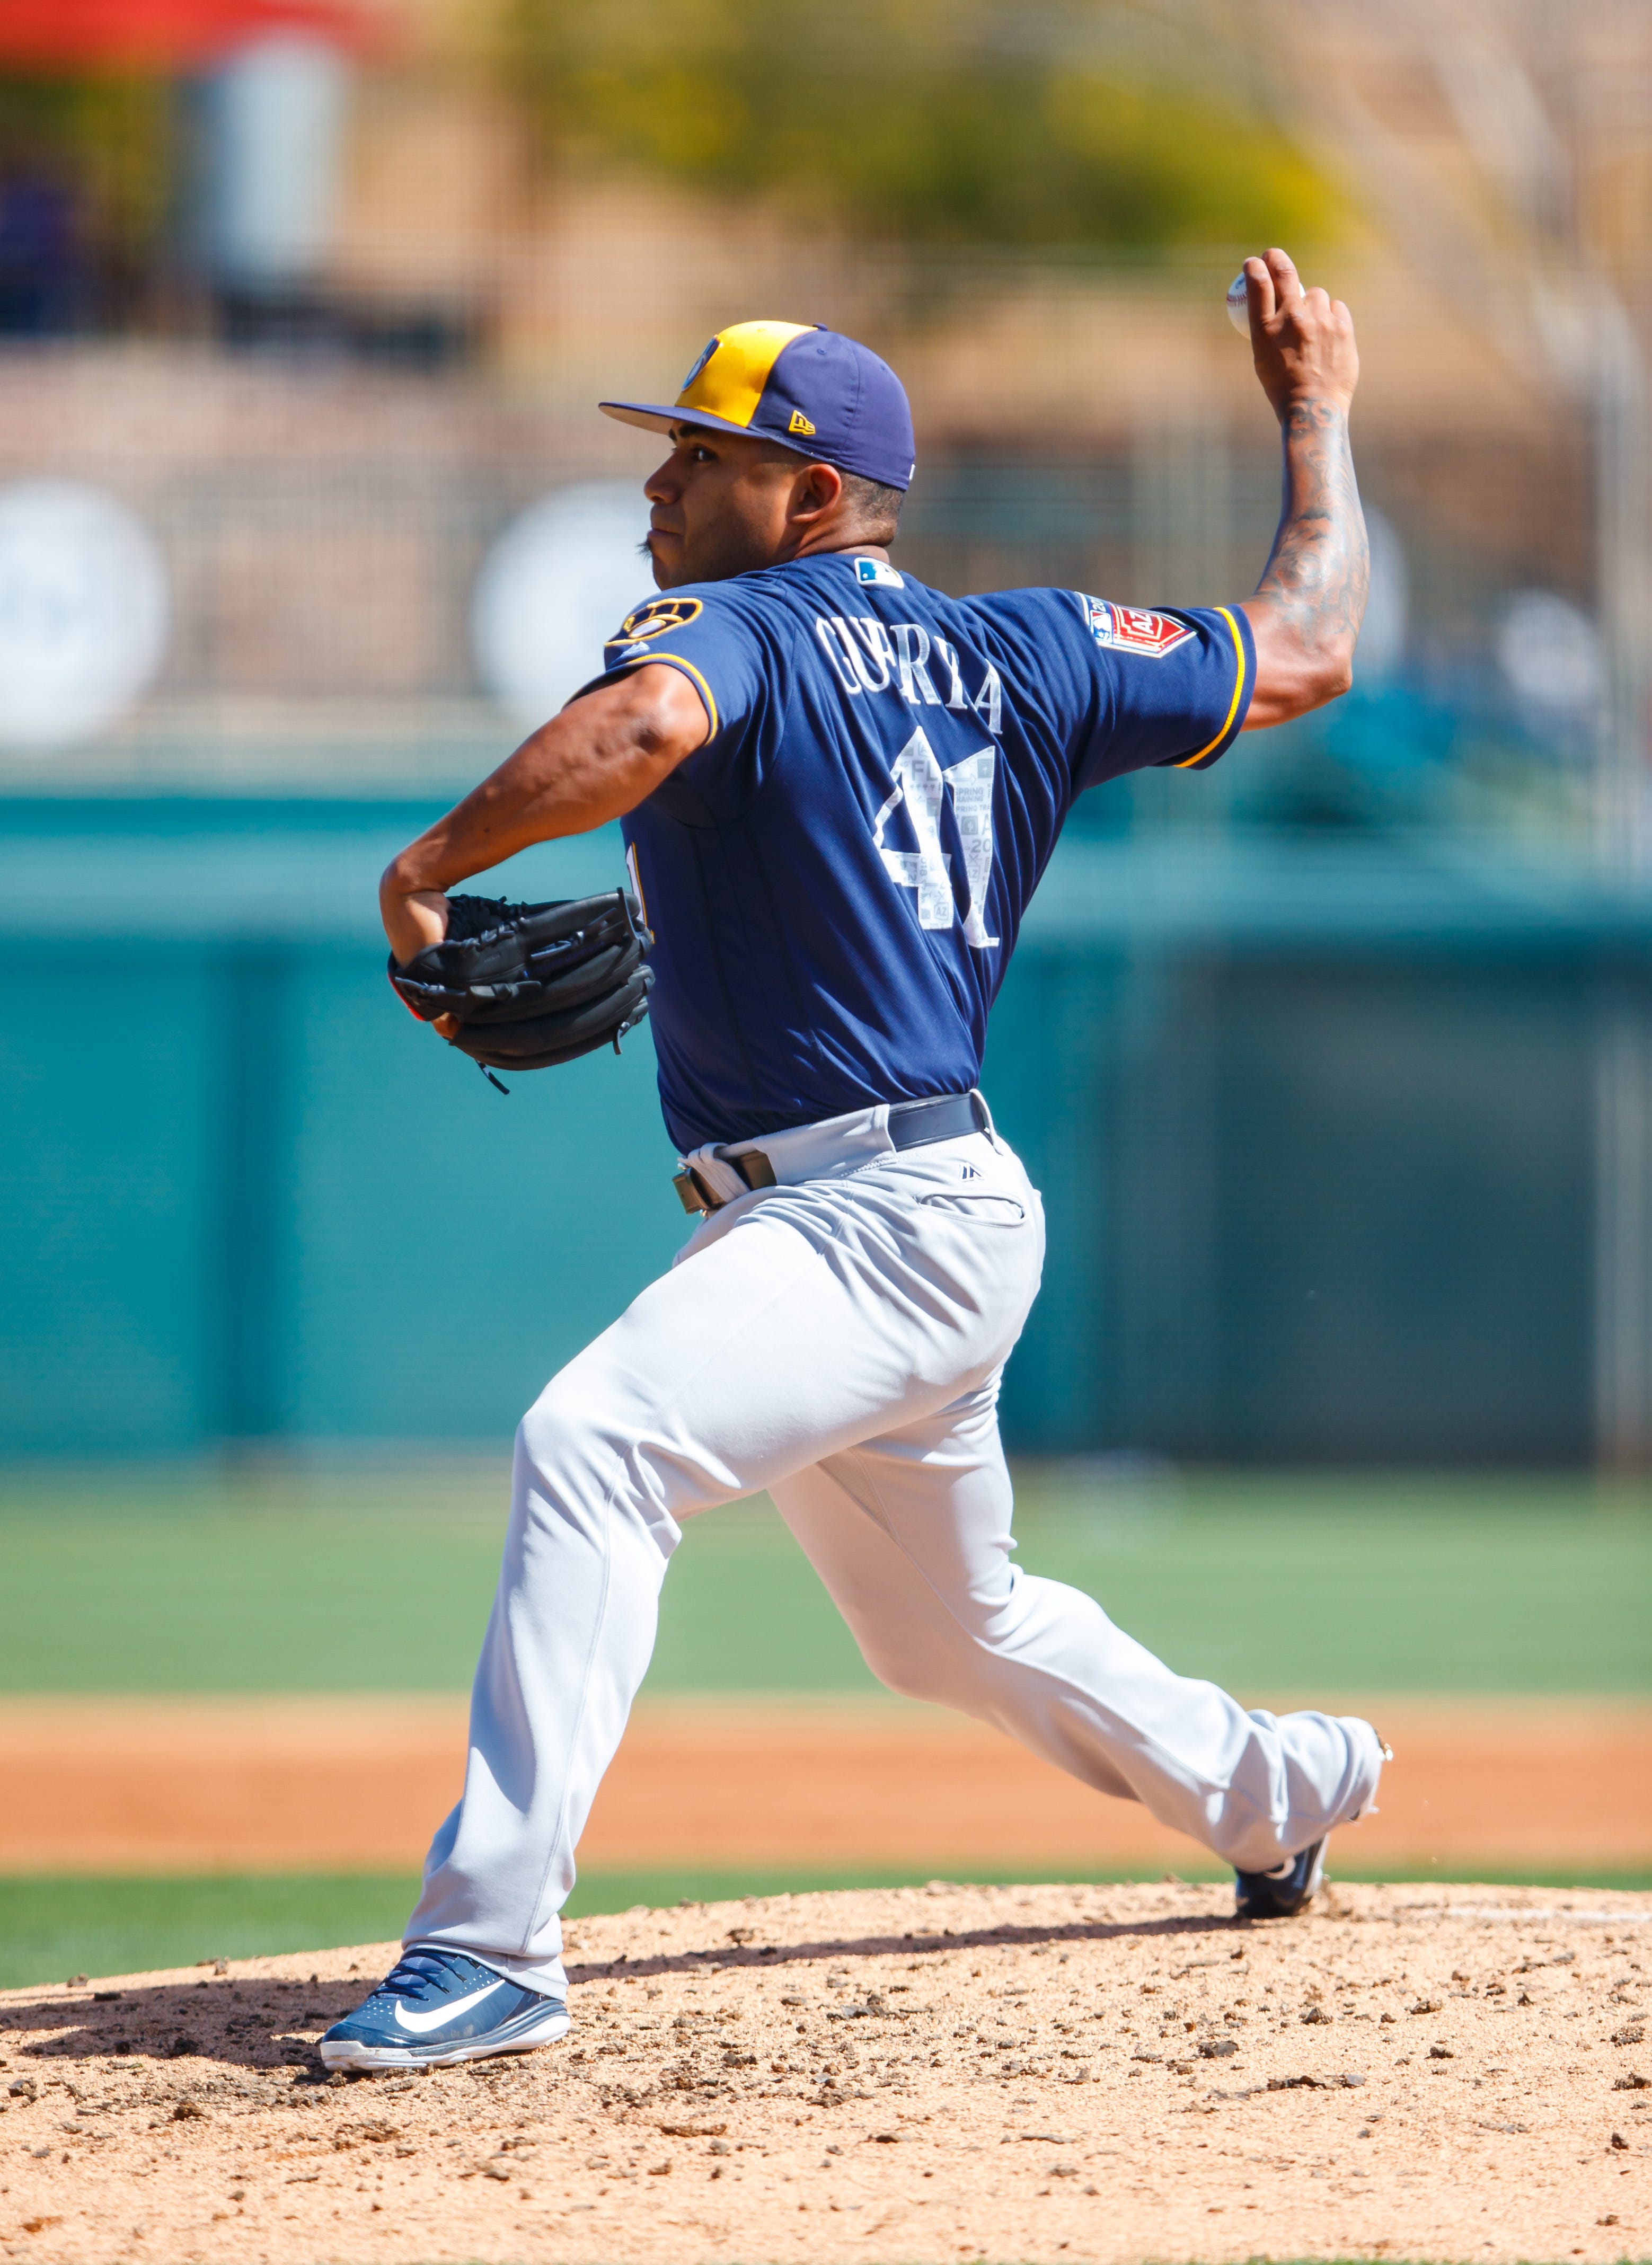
[673,1091,991,1216]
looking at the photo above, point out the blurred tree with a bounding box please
[502,0,1338,253]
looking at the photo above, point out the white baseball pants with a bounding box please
[405,1107,1384,1994]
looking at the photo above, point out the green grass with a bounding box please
[0,1464,1647,1700]
[4,1861,1650,1994]
[0,1873,420,1991]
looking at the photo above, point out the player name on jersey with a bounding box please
[813,615,1004,735]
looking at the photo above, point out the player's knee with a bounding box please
[513,1369,682,1553]
[853,1629,966,1707]
[514,1378,618,1503]
[850,1582,1029,1705]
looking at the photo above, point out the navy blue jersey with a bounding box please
[587,552,1253,1153]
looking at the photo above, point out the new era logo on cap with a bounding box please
[599,321,916,492]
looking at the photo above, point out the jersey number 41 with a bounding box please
[872,727,999,949]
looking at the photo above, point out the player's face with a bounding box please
[643,426,810,588]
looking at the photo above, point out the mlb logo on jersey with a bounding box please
[855,556,904,588]
[1077,595,1196,658]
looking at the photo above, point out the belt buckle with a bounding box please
[728,1145,777,1190]
[673,1165,717,1216]
[673,1146,778,1215]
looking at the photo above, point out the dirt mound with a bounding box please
[2,1879,1648,2262]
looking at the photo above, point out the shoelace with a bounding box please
[372,1950,480,2003]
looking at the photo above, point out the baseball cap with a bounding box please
[600,320,916,492]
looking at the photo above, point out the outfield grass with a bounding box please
[0,1464,1647,1698]
[4,1861,1650,1993]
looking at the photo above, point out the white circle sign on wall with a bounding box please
[1496,589,1604,717]
[0,479,170,750]
[471,481,656,733]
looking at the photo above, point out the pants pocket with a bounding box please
[918,1191,1028,1225]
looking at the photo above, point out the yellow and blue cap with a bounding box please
[600,320,916,492]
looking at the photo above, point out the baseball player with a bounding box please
[324,249,1384,2073]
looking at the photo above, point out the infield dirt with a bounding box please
[4,1696,1649,1873]
[2,1879,1649,2264]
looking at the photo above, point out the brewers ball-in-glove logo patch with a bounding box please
[1077,595,1196,658]
[679,337,719,392]
[606,596,704,659]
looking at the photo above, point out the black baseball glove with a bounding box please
[388,889,653,1087]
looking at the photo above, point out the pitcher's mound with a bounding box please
[2,1878,1648,2263]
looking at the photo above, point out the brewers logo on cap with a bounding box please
[600,321,916,493]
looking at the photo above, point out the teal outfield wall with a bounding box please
[3,798,1649,1464]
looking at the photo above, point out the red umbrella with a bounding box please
[0,0,385,67]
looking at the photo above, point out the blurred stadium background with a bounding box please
[0,0,1648,1987]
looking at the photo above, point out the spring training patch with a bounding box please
[1076,595,1196,658]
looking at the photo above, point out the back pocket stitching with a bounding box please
[917,1192,1026,1224]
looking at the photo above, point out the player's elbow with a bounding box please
[1244,644,1354,732]
[1240,600,1356,731]
[1316,647,1355,704]
[1287,626,1357,713]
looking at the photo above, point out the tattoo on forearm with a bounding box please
[1253,398,1368,657]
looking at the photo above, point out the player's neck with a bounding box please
[783,535,891,567]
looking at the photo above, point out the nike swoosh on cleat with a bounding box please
[391,1979,509,2034]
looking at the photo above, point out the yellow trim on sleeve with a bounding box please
[620,653,719,741]
[679,322,815,430]
[1174,605,1248,766]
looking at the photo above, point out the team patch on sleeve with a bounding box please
[1075,595,1196,659]
[605,596,704,659]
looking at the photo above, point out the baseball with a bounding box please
[1226,269,1251,334]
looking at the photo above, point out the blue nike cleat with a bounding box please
[319,1945,570,2072]
[1233,1838,1326,1919]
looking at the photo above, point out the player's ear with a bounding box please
[793,459,843,522]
